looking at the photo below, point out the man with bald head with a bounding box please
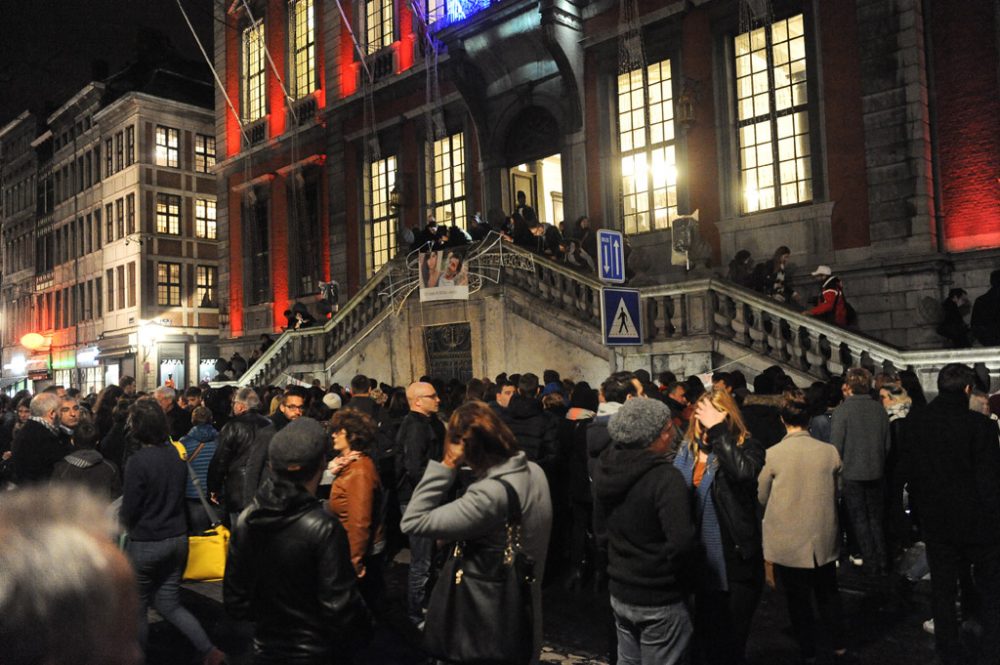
[397,380,445,625]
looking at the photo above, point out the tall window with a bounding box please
[734,14,812,213]
[125,126,135,166]
[115,131,124,171]
[426,0,445,23]
[290,0,316,98]
[196,265,217,307]
[195,199,217,239]
[246,190,271,304]
[157,262,181,306]
[115,198,124,239]
[243,21,267,122]
[155,126,179,168]
[430,132,466,227]
[106,269,114,312]
[126,193,136,235]
[366,156,396,276]
[105,138,113,176]
[116,265,125,310]
[617,59,678,235]
[194,134,216,173]
[105,203,114,241]
[365,0,394,54]
[156,193,181,235]
[128,262,136,307]
[290,175,322,296]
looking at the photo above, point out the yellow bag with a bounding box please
[183,524,230,582]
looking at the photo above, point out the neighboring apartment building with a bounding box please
[0,62,219,394]
[213,0,1000,356]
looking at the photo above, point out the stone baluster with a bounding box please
[786,322,811,372]
[747,304,768,354]
[711,291,734,336]
[730,298,751,346]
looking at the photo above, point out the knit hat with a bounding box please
[608,398,671,447]
[269,418,328,473]
[322,393,342,411]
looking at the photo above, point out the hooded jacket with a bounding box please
[180,423,219,500]
[592,445,696,606]
[225,478,370,662]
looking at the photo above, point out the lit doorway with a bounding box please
[510,154,564,228]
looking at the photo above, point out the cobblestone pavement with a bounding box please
[148,557,949,665]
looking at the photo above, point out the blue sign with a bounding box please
[597,229,625,284]
[601,288,642,346]
[432,0,493,28]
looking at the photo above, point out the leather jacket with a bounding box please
[704,423,766,573]
[224,478,371,662]
[208,411,271,513]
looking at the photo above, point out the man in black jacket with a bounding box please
[346,374,384,424]
[593,397,696,664]
[900,364,1000,665]
[396,381,445,624]
[155,386,192,442]
[11,392,70,484]
[225,418,369,662]
[208,387,272,525]
[501,373,558,470]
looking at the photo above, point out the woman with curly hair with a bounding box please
[674,389,765,665]
[327,407,386,608]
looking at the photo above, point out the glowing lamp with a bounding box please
[20,333,47,350]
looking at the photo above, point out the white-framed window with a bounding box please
[155,126,179,168]
[195,199,217,239]
[426,0,445,23]
[734,14,812,214]
[157,262,181,306]
[196,265,217,307]
[617,58,678,235]
[365,0,394,54]
[430,132,466,227]
[156,193,181,235]
[242,21,267,122]
[366,155,396,276]
[289,0,316,98]
[194,134,216,173]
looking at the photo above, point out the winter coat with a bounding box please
[592,444,696,606]
[11,419,71,485]
[51,448,122,499]
[208,411,272,514]
[899,391,1000,545]
[401,453,552,662]
[830,394,891,481]
[180,423,219,500]
[328,454,385,575]
[395,411,445,504]
[502,395,558,470]
[807,281,849,326]
[758,431,842,568]
[562,409,596,504]
[971,286,1000,346]
[225,478,371,662]
[740,393,787,448]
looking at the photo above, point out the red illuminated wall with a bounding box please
[931,0,1000,251]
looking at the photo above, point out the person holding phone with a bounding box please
[674,389,765,665]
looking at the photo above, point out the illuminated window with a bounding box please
[366,155,396,276]
[734,14,812,214]
[196,265,217,307]
[430,132,465,228]
[289,0,316,98]
[155,126,179,168]
[426,0,445,23]
[242,21,267,122]
[157,262,181,306]
[195,199,217,239]
[365,0,394,54]
[156,193,181,235]
[617,59,678,235]
[194,134,216,173]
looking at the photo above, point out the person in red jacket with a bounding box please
[805,266,849,327]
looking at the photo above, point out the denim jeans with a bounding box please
[610,595,692,665]
[407,533,434,624]
[127,534,214,657]
[843,479,887,573]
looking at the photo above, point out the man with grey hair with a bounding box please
[209,387,272,522]
[11,392,69,484]
[232,386,262,416]
[57,395,82,448]
[0,485,142,665]
[155,385,192,441]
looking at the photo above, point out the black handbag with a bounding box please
[423,477,536,665]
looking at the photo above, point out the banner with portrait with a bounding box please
[418,249,470,302]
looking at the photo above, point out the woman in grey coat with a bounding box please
[401,401,553,663]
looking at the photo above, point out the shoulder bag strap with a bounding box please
[186,458,222,527]
[494,477,523,526]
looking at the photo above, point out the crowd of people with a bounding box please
[1,360,999,665]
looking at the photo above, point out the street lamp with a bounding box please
[20,332,53,381]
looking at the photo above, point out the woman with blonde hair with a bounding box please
[674,388,765,665]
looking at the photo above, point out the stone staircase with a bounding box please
[234,241,1000,392]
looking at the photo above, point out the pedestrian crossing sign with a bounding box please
[601,287,642,346]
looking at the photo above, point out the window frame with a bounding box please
[364,0,394,55]
[195,198,217,239]
[156,193,182,235]
[196,265,218,307]
[365,155,396,277]
[430,132,466,229]
[154,125,180,168]
[242,20,267,123]
[125,125,135,166]
[194,134,216,173]
[156,262,182,307]
[289,0,317,99]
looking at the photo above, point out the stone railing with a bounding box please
[236,258,404,387]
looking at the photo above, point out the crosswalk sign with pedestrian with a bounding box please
[601,287,642,346]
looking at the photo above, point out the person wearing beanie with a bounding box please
[225,418,371,662]
[592,397,696,664]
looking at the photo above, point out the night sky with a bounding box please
[0,0,214,128]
